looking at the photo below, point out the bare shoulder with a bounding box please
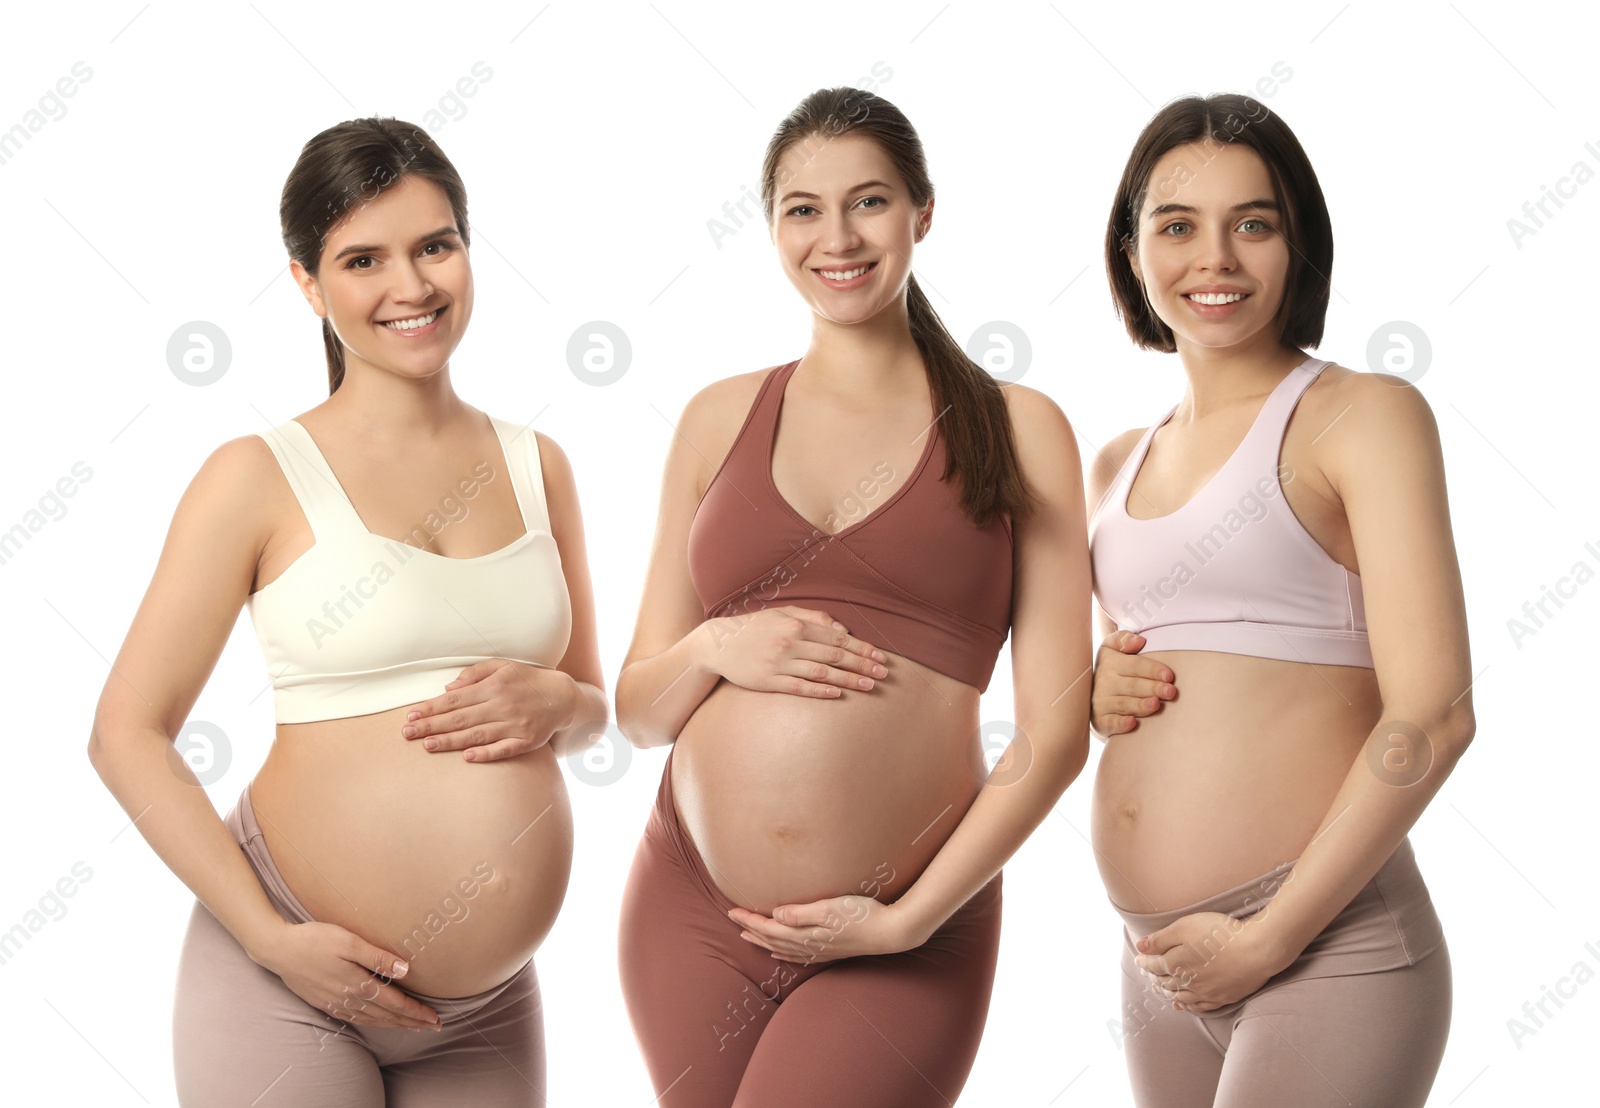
[999,382,1081,475]
[1086,426,1148,506]
[195,433,289,527]
[1302,363,1440,447]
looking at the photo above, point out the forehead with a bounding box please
[1139,142,1275,216]
[323,174,455,247]
[775,131,902,195]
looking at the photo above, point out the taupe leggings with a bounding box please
[617,748,1003,1107]
[1113,838,1452,1107]
[171,784,545,1107]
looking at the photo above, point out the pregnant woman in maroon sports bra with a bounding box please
[1086,96,1474,1107]
[613,88,1093,1106]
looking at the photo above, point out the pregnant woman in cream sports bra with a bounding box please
[88,118,605,1106]
[1085,95,1473,1107]
[614,87,1093,1107]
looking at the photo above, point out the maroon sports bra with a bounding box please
[687,360,1014,692]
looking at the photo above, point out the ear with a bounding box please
[289,258,327,318]
[914,197,934,242]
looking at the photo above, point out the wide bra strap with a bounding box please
[494,417,552,535]
[255,420,368,539]
[1233,358,1333,473]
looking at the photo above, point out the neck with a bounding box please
[320,356,468,439]
[800,294,927,396]
[1171,330,1309,421]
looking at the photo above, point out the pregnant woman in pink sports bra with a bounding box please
[87,118,606,1106]
[1086,95,1473,1106]
[614,88,1092,1106]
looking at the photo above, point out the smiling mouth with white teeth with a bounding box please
[816,262,877,281]
[381,307,443,331]
[1185,292,1247,305]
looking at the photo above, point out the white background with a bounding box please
[3,1,1595,1104]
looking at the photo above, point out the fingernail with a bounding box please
[393,960,408,976]
[402,726,416,738]
[425,739,438,751]
[407,711,420,721]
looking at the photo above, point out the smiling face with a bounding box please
[291,174,472,384]
[769,131,931,327]
[1126,142,1293,357]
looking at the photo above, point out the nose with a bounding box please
[390,257,436,305]
[1194,223,1237,273]
[819,207,863,256]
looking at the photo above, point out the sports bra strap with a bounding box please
[256,420,368,539]
[493,417,554,536]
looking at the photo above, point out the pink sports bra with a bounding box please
[1089,357,1373,668]
[246,416,572,723]
[687,360,1014,691]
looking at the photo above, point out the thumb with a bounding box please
[1136,926,1174,955]
[1112,630,1148,654]
[360,942,409,979]
[772,901,830,927]
[445,661,494,688]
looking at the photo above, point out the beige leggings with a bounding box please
[171,784,545,1106]
[1112,838,1452,1107]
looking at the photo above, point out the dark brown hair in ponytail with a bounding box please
[279,118,471,395]
[760,88,1034,527]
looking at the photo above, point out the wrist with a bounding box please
[690,619,724,678]
[1239,910,1303,976]
[241,915,292,971]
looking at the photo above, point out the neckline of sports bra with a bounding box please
[284,415,540,562]
[764,359,940,540]
[1119,356,1320,523]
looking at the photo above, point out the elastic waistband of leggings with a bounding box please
[225,782,528,1024]
[650,748,740,915]
[1111,836,1443,979]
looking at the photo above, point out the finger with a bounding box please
[782,658,882,692]
[370,981,443,1028]
[1101,693,1167,718]
[792,644,887,686]
[1092,713,1139,737]
[404,686,489,734]
[336,994,440,1031]
[461,736,539,762]
[785,608,888,663]
[420,723,503,753]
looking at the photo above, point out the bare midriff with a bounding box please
[250,704,573,998]
[671,650,983,916]
[1091,650,1382,914]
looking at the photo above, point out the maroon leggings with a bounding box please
[617,750,1003,1107]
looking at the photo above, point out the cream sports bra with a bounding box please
[246,417,572,723]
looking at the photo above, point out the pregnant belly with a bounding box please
[671,654,983,916]
[250,703,573,998]
[1091,651,1383,914]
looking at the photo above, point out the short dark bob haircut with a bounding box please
[1104,94,1333,352]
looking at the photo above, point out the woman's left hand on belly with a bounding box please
[729,894,922,964]
[1132,911,1287,1012]
[402,659,573,762]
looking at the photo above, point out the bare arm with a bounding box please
[883,384,1095,940]
[87,437,437,1029]
[1237,374,1475,960]
[87,438,293,960]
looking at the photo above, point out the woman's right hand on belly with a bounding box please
[253,920,442,1031]
[1091,631,1178,737]
[696,606,888,697]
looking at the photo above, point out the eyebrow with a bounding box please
[779,179,896,205]
[332,226,460,262]
[1146,199,1279,218]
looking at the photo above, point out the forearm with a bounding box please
[1250,702,1475,966]
[86,722,288,962]
[892,719,1090,941]
[615,621,722,749]
[544,677,610,759]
